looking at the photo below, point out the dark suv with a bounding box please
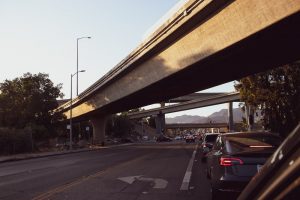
[206,132,281,199]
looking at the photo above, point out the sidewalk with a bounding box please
[0,143,134,164]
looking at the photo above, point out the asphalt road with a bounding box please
[0,142,212,200]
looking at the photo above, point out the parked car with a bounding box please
[142,135,149,140]
[200,133,219,161]
[238,123,300,200]
[156,135,172,142]
[185,134,195,143]
[206,132,281,199]
[174,136,183,140]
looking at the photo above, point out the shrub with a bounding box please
[0,128,33,155]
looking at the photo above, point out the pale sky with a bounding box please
[0,0,238,117]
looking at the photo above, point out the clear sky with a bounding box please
[0,0,238,117]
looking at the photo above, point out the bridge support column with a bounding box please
[245,104,254,131]
[228,102,234,131]
[90,115,108,146]
[155,112,165,135]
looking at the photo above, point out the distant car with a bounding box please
[200,133,219,161]
[185,135,195,143]
[156,135,172,142]
[175,136,183,140]
[142,136,149,140]
[238,123,300,200]
[206,132,281,199]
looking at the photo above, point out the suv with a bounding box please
[206,132,281,199]
[200,133,219,161]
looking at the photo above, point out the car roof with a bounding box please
[221,131,280,138]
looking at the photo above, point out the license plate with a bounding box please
[257,164,263,172]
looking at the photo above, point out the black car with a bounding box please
[238,123,300,200]
[206,132,281,199]
[200,133,219,161]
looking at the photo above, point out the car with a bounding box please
[238,123,300,200]
[185,134,195,143]
[156,135,172,142]
[142,135,149,140]
[174,136,183,140]
[206,132,281,199]
[200,133,219,161]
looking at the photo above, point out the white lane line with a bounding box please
[180,144,198,190]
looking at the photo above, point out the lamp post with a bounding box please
[76,36,91,96]
[70,70,86,150]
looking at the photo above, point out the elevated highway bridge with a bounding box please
[56,0,300,144]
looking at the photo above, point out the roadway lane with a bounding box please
[0,142,212,200]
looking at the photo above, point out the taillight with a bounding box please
[220,157,244,166]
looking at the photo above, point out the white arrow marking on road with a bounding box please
[118,176,168,189]
[117,175,142,184]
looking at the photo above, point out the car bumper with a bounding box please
[213,176,251,193]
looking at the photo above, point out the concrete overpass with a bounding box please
[56,0,300,144]
[128,92,240,119]
[165,123,242,129]
[128,92,240,134]
[167,92,226,103]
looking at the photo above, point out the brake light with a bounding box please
[249,145,273,148]
[220,157,244,166]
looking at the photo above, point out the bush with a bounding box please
[0,128,33,155]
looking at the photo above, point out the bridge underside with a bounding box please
[59,0,300,145]
[77,10,300,121]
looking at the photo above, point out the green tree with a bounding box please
[235,63,300,137]
[0,73,65,139]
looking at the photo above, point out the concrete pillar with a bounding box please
[155,112,165,135]
[228,102,234,132]
[245,104,254,131]
[90,115,108,145]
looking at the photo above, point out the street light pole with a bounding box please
[70,73,73,150]
[76,36,91,96]
[70,70,86,150]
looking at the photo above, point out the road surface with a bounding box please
[0,142,212,200]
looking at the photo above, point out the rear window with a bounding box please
[226,133,281,153]
[205,134,218,143]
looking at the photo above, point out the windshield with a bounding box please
[205,135,218,143]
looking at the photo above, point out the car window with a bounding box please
[205,134,218,143]
[226,134,281,153]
